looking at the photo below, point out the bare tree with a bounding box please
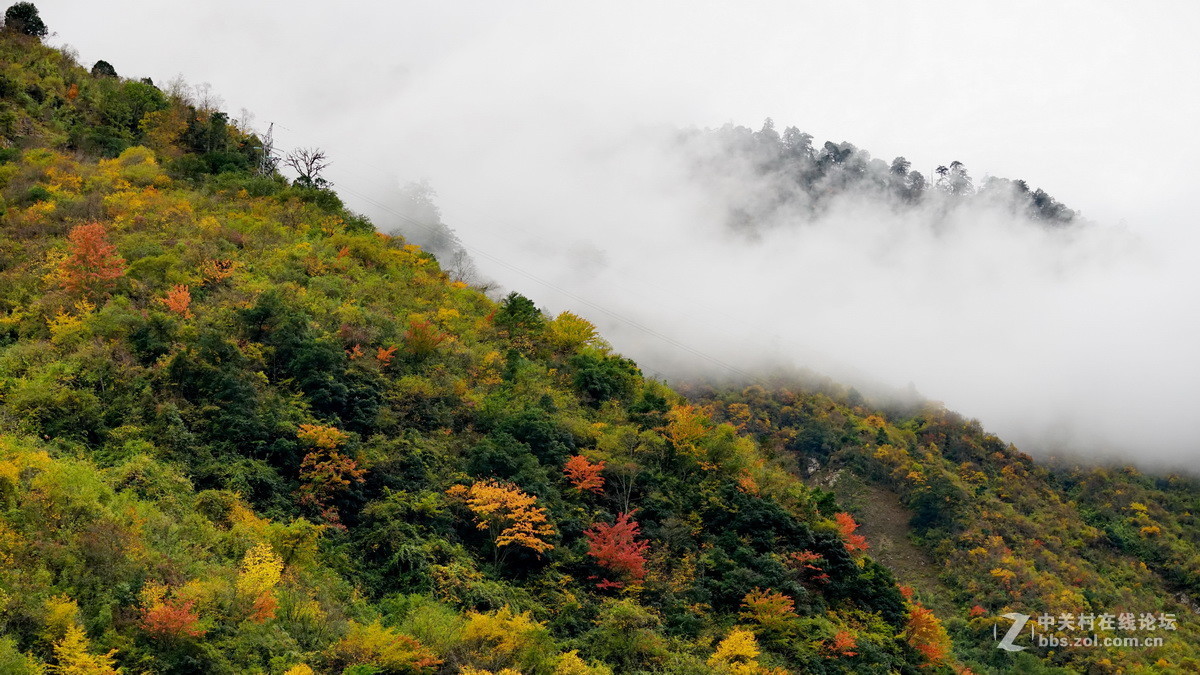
[193,82,223,114]
[284,148,330,189]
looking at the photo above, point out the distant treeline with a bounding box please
[677,119,1076,233]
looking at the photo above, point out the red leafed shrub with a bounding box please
[564,455,605,493]
[785,550,830,584]
[141,598,205,638]
[584,511,649,587]
[834,512,869,553]
[824,630,858,658]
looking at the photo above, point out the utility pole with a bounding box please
[257,122,278,176]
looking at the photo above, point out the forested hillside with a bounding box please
[0,11,954,674]
[687,377,1200,673]
[0,6,1195,674]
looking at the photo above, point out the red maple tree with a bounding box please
[584,511,650,587]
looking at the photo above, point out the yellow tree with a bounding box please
[237,542,285,623]
[49,625,121,674]
[707,628,786,675]
[663,405,708,459]
[447,480,555,562]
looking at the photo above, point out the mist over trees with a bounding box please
[677,119,1077,236]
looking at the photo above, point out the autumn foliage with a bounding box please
[584,511,650,587]
[140,597,206,638]
[51,625,121,674]
[708,628,787,674]
[376,345,397,367]
[59,222,125,297]
[159,284,193,318]
[834,512,869,553]
[330,621,441,674]
[295,424,365,525]
[448,480,555,557]
[139,582,206,638]
[403,317,448,358]
[664,404,708,457]
[824,630,859,658]
[564,454,605,493]
[785,550,831,584]
[740,588,797,633]
[904,605,952,665]
[237,542,284,623]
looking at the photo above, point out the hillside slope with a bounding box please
[3,15,1196,675]
[0,22,953,675]
[687,378,1200,673]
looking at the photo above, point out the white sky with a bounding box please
[35,1,1200,465]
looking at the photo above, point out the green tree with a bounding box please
[91,60,118,78]
[494,292,544,340]
[3,2,47,38]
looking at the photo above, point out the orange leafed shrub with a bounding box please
[249,592,278,623]
[159,284,193,318]
[140,598,206,638]
[60,222,125,297]
[298,451,365,507]
[834,512,869,553]
[200,258,236,283]
[564,455,605,493]
[824,630,858,658]
[905,605,952,665]
[376,345,397,367]
[404,317,448,358]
